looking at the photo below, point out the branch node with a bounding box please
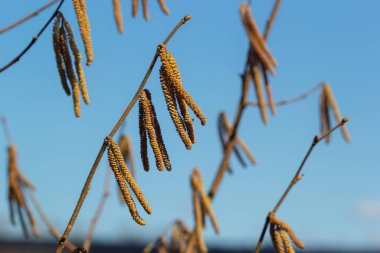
[342,117,349,124]
[183,15,192,22]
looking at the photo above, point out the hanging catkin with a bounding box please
[72,0,94,65]
[113,0,123,33]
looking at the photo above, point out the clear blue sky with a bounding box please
[0,0,379,250]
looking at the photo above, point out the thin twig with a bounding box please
[263,0,282,40]
[0,0,66,73]
[82,168,112,251]
[28,190,77,252]
[0,0,59,35]
[55,15,192,253]
[253,117,349,253]
[246,83,323,108]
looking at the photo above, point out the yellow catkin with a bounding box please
[160,67,192,149]
[139,97,150,171]
[110,140,152,214]
[145,90,172,171]
[142,0,150,21]
[192,168,220,234]
[107,146,146,225]
[72,0,93,65]
[280,229,295,253]
[269,214,304,249]
[53,15,71,96]
[167,55,196,143]
[323,83,351,142]
[250,56,268,125]
[113,0,123,33]
[59,25,81,117]
[157,0,170,15]
[140,90,164,170]
[239,3,276,75]
[158,45,207,126]
[63,18,90,105]
[132,0,138,17]
[270,223,285,253]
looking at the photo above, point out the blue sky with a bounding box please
[0,0,379,250]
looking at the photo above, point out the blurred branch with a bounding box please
[0,0,59,35]
[28,190,78,252]
[253,117,349,253]
[82,168,112,251]
[246,82,323,107]
[0,0,66,73]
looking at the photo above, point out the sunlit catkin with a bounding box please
[113,0,123,33]
[158,44,207,126]
[110,139,152,214]
[145,90,172,171]
[270,223,284,253]
[142,0,150,20]
[63,19,90,105]
[107,144,146,225]
[160,67,192,149]
[158,236,167,253]
[280,229,295,253]
[140,90,164,170]
[158,0,170,15]
[139,96,149,171]
[250,56,268,124]
[72,0,93,65]
[53,15,71,96]
[269,213,304,249]
[193,189,207,253]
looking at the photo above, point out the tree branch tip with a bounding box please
[183,15,192,22]
[342,117,349,124]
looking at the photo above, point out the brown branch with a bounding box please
[253,117,349,253]
[246,82,323,108]
[28,190,77,252]
[82,168,112,251]
[55,15,192,253]
[263,0,282,40]
[0,0,59,35]
[0,0,66,73]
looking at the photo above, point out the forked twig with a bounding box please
[82,168,112,251]
[253,117,349,253]
[55,15,192,253]
[0,0,59,35]
[0,0,66,73]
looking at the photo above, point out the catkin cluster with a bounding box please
[139,89,171,171]
[143,220,191,253]
[52,13,90,117]
[132,0,170,21]
[269,212,304,253]
[106,137,151,225]
[240,3,277,125]
[218,112,256,172]
[72,0,93,65]
[7,145,39,238]
[190,168,220,253]
[320,83,351,142]
[158,44,206,150]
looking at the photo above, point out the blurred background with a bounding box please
[0,0,379,252]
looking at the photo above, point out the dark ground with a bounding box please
[0,241,377,253]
